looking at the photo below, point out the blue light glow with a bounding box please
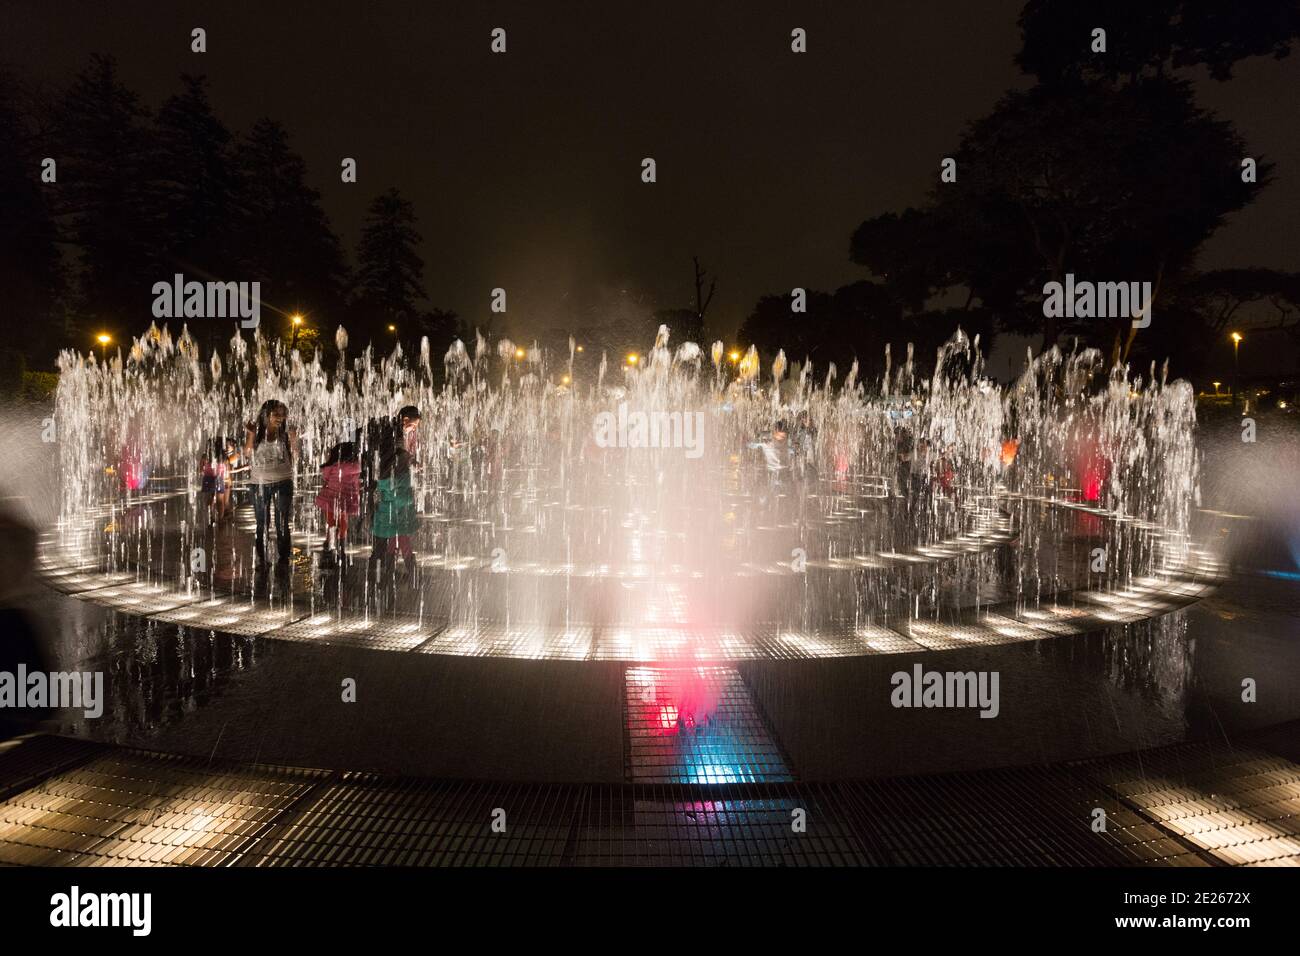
[1260,569,1300,582]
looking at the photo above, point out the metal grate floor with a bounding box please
[624,666,794,784]
[1079,743,1300,866]
[1,727,1296,867]
[571,788,870,865]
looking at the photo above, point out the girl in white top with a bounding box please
[244,400,298,564]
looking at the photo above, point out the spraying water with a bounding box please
[46,323,1208,659]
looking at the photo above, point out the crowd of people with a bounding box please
[186,400,424,581]
[108,395,1030,577]
[741,410,1021,542]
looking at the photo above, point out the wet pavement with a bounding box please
[9,560,1297,783]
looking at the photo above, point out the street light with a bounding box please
[96,333,111,362]
[514,347,526,360]
[387,324,396,333]
[626,353,639,366]
[290,313,304,349]
[575,345,584,353]
[728,350,740,364]
[1212,381,1221,396]
[1231,332,1243,403]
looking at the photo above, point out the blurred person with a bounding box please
[792,409,818,480]
[911,437,931,498]
[894,424,914,500]
[117,415,152,496]
[748,420,791,506]
[197,436,239,524]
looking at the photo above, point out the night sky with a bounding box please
[3,0,1298,358]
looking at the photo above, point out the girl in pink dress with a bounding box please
[315,441,361,566]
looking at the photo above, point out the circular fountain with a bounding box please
[34,322,1224,780]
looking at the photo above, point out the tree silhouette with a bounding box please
[352,187,428,350]
[1016,0,1300,85]
[153,76,239,279]
[847,1,1288,370]
[737,280,981,382]
[151,74,242,353]
[234,118,349,340]
[53,54,160,336]
[1181,269,1300,336]
[0,69,65,365]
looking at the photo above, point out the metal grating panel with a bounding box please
[269,613,435,651]
[0,730,1295,867]
[624,666,794,784]
[151,598,312,636]
[0,750,328,867]
[1082,744,1300,866]
[240,777,579,867]
[569,785,874,866]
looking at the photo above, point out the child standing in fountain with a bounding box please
[792,410,817,477]
[244,400,297,565]
[370,406,421,580]
[748,420,791,508]
[316,435,361,567]
[197,436,240,524]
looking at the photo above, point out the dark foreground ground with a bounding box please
[0,720,1296,866]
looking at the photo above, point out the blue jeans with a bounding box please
[253,479,293,561]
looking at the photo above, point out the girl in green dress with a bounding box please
[370,406,421,579]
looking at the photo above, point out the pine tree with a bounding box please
[234,118,349,342]
[152,74,240,353]
[53,54,160,334]
[153,75,238,279]
[352,187,428,348]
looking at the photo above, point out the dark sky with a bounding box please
[3,0,1298,354]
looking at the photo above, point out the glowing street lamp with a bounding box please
[387,324,396,333]
[728,350,740,364]
[626,353,639,366]
[561,374,571,386]
[1231,332,1243,401]
[575,345,584,353]
[290,312,305,349]
[514,347,526,360]
[1212,381,1221,396]
[95,333,111,362]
